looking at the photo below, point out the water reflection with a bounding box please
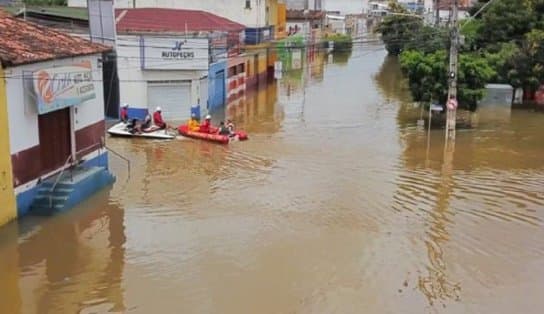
[1,45,544,314]
[0,189,126,314]
[0,222,22,314]
[391,80,544,309]
[227,81,283,134]
[374,55,412,103]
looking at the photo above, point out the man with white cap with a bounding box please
[153,106,167,130]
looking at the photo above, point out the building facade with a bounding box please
[69,0,277,28]
[0,10,114,222]
[114,8,245,120]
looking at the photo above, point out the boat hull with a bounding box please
[107,122,176,140]
[178,125,248,144]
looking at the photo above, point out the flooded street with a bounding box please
[1,46,544,314]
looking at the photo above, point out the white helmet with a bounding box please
[205,114,211,120]
[122,103,128,108]
[156,106,162,112]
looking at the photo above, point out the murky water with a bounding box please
[1,46,544,314]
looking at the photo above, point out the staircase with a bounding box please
[30,166,115,216]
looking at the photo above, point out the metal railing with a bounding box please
[49,154,74,208]
[105,145,131,182]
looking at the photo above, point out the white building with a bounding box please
[69,0,274,28]
[114,8,245,121]
[285,0,325,10]
[1,11,114,217]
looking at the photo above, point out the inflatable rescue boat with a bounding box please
[178,125,248,144]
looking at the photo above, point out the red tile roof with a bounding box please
[115,8,245,34]
[437,0,472,10]
[0,9,110,67]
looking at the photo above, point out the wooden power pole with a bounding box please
[445,0,459,141]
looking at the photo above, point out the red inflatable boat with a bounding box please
[178,125,248,144]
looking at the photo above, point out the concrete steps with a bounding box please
[30,166,115,216]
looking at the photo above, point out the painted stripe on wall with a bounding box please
[0,66,17,226]
[76,120,105,158]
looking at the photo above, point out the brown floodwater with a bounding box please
[1,47,544,314]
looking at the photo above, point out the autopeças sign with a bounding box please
[142,37,209,70]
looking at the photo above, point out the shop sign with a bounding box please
[142,37,209,70]
[31,61,95,115]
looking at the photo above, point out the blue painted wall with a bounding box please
[245,26,274,45]
[16,152,111,217]
[208,60,227,113]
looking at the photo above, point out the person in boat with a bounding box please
[199,114,213,133]
[187,113,200,132]
[226,119,235,133]
[120,103,129,123]
[217,121,230,135]
[131,114,152,134]
[153,107,167,130]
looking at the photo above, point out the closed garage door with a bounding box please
[147,81,191,121]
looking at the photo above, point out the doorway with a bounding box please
[38,108,71,174]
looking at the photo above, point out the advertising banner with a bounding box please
[31,61,96,115]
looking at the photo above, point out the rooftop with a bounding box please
[1,5,88,20]
[286,9,325,20]
[0,9,109,67]
[115,8,245,34]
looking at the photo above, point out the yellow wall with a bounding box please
[268,0,278,29]
[0,66,17,227]
[277,3,287,39]
[258,52,268,74]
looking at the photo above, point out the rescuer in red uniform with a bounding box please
[153,107,167,130]
[199,114,212,133]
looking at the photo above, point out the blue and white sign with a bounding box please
[141,37,210,71]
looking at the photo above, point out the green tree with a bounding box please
[376,14,424,55]
[400,50,495,108]
[475,0,536,49]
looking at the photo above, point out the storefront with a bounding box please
[0,10,114,219]
[116,35,209,121]
[115,8,245,121]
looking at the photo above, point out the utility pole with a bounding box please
[435,0,440,26]
[445,0,459,141]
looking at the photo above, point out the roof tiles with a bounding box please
[115,8,245,34]
[0,9,110,67]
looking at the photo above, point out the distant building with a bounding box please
[286,9,325,36]
[285,0,325,10]
[68,0,280,43]
[325,14,346,34]
[368,1,390,16]
[0,9,114,223]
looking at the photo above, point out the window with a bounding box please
[245,0,251,9]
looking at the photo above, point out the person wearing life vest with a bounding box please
[153,107,167,130]
[217,121,230,135]
[187,113,200,132]
[120,103,129,123]
[199,114,212,133]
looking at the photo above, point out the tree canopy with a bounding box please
[377,0,544,106]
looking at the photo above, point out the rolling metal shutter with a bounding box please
[147,81,191,121]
